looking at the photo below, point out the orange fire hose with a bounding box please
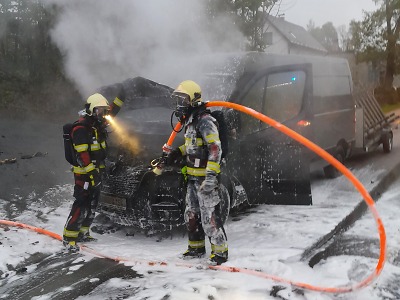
[159,101,386,292]
[0,101,386,294]
[167,121,183,146]
[203,101,386,292]
[0,219,62,241]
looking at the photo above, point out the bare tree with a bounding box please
[337,25,352,52]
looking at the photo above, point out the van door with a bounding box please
[229,64,313,205]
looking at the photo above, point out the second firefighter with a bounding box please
[167,80,228,265]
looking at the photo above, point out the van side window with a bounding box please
[240,76,266,135]
[313,76,352,114]
[261,71,306,127]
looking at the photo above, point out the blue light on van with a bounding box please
[291,76,297,81]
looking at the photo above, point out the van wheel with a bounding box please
[323,146,345,179]
[382,132,393,153]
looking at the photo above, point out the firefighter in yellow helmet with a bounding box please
[62,89,125,252]
[167,80,228,265]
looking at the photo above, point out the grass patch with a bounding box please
[381,102,400,113]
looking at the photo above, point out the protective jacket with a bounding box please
[178,107,222,179]
[177,106,228,260]
[70,98,122,177]
[63,95,124,243]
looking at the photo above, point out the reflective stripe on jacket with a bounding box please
[71,117,108,175]
[180,111,222,178]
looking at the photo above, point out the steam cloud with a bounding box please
[41,0,244,97]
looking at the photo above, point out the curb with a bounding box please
[301,159,400,267]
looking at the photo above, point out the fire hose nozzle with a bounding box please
[152,165,163,176]
[162,143,172,155]
[151,157,165,175]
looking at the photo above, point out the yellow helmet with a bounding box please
[173,80,202,121]
[86,93,109,115]
[173,80,202,106]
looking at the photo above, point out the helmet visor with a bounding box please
[172,92,190,121]
[172,92,190,107]
[93,106,110,120]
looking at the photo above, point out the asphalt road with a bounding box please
[0,251,138,300]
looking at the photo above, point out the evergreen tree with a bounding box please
[308,22,340,53]
[0,0,80,115]
[350,0,400,95]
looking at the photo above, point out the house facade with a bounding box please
[263,15,328,56]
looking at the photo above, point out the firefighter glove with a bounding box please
[199,175,218,195]
[87,169,101,188]
[166,148,183,166]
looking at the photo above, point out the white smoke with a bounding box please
[41,0,244,97]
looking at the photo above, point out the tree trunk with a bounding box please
[384,35,395,90]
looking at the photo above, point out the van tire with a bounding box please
[323,145,345,179]
[382,132,393,153]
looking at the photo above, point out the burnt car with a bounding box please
[97,52,356,232]
[97,77,238,232]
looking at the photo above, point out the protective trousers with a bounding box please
[184,179,227,253]
[63,177,100,242]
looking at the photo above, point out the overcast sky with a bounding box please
[282,0,379,28]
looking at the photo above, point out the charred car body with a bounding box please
[97,52,395,232]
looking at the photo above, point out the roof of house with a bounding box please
[266,15,328,54]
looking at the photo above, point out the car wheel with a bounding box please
[382,132,393,153]
[323,145,345,179]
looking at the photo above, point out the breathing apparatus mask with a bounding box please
[170,80,203,133]
[92,106,110,124]
[173,92,191,122]
[173,92,202,121]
